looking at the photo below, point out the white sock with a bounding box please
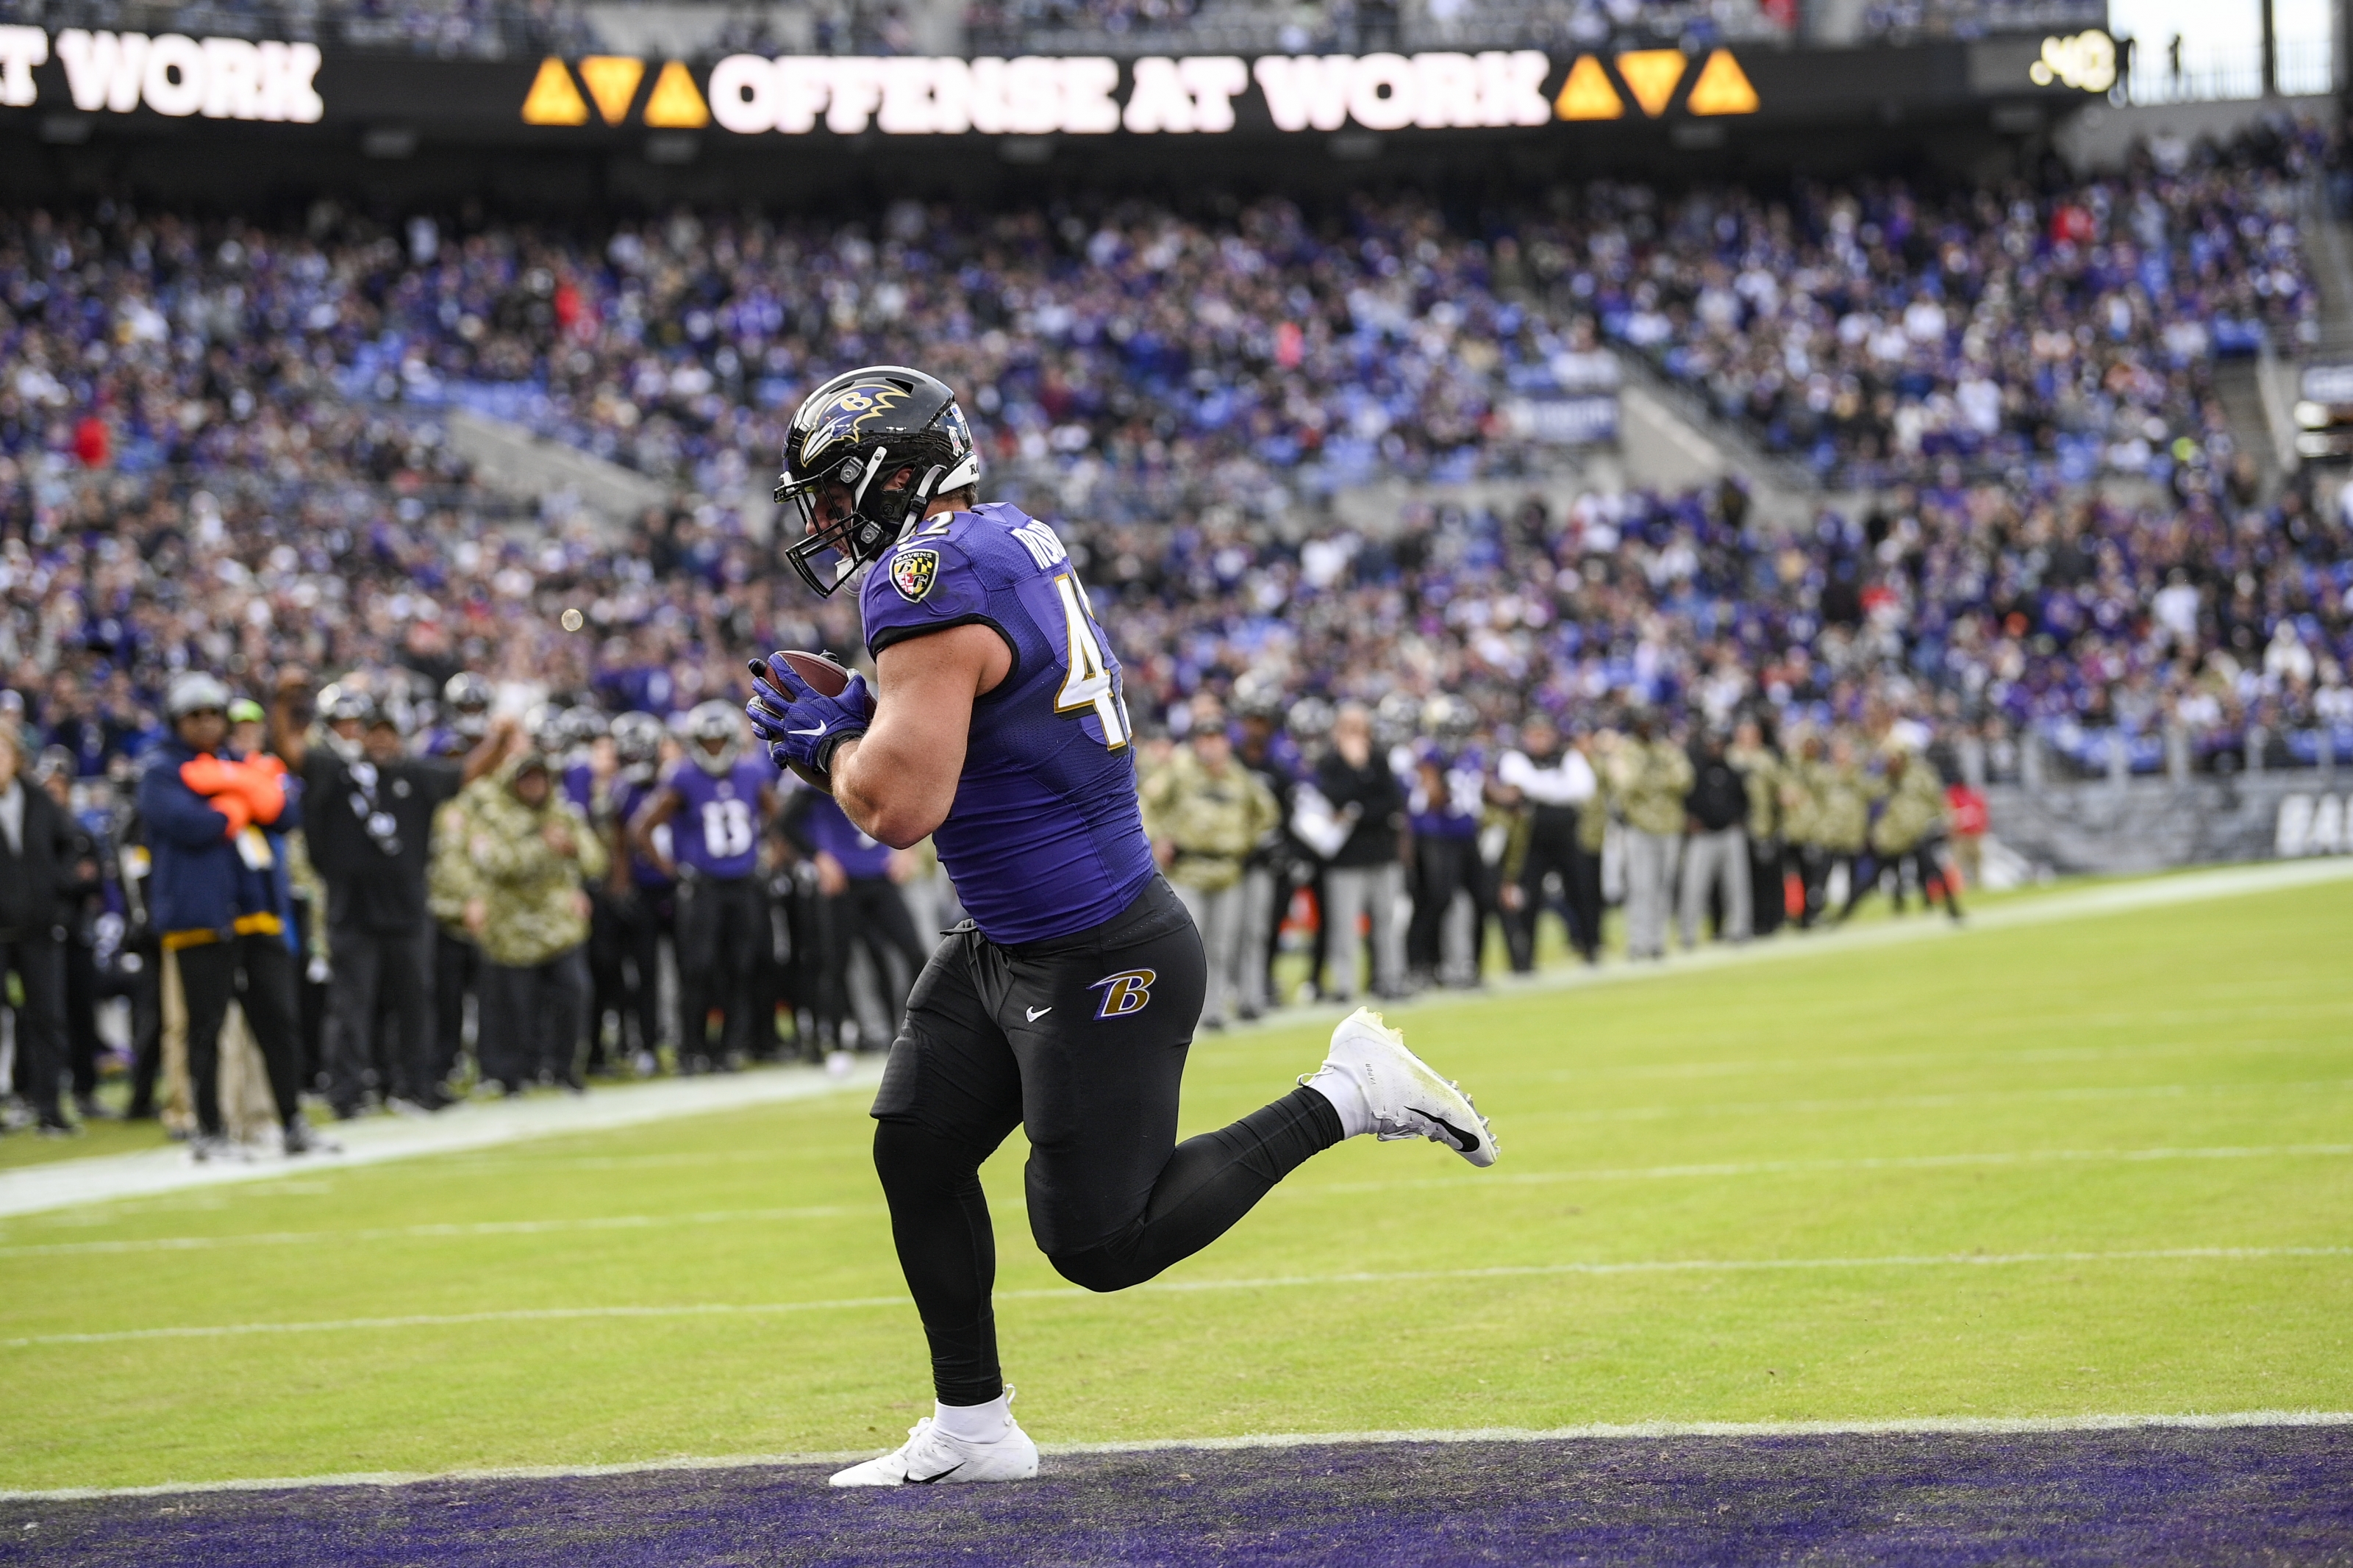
[933,1392,1011,1444]
[1304,1065,1372,1139]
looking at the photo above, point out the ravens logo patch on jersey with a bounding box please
[890,548,940,602]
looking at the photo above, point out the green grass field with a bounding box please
[4,873,2349,1494]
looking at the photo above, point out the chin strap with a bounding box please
[891,464,952,546]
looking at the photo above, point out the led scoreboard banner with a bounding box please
[0,24,2119,143]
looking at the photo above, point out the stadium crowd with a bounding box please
[4,119,2353,1145]
[7,442,2352,1144]
[324,119,2324,515]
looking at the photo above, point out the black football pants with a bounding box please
[813,875,928,1046]
[675,873,767,1066]
[871,876,1343,1406]
[610,887,671,1060]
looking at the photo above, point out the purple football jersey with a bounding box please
[664,758,770,879]
[860,501,1153,943]
[1406,742,1486,840]
[616,773,674,890]
[561,761,596,816]
[800,789,893,879]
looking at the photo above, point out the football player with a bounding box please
[627,701,774,1073]
[746,366,1496,1489]
[603,711,674,1074]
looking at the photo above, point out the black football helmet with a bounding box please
[775,365,980,597]
[443,671,493,740]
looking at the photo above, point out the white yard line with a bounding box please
[4,1408,2347,1503]
[8,1244,2344,1350]
[15,1139,2347,1256]
[1305,1142,2353,1194]
[0,1059,886,1222]
[0,1204,879,1259]
[4,856,2344,1223]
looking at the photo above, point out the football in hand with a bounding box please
[775,648,854,698]
[754,649,857,792]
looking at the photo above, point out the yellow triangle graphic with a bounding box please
[1614,49,1687,118]
[1685,49,1760,115]
[521,57,589,126]
[578,56,646,125]
[642,60,710,129]
[1554,55,1624,121]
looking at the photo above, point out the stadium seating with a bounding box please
[4,123,2349,780]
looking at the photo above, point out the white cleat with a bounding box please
[1308,1007,1498,1167]
[828,1397,1040,1488]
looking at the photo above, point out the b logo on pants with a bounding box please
[1089,968,1157,1019]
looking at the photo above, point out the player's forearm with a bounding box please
[829,728,961,850]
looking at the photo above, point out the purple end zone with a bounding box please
[7,1428,2349,1567]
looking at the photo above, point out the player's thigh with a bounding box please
[872,931,1022,1153]
[1007,891,1207,1255]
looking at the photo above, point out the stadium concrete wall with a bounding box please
[1987,773,2353,874]
[2053,93,2335,171]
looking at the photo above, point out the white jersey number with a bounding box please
[1050,572,1132,750]
[699,798,755,860]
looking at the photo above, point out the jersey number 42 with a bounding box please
[1049,571,1132,750]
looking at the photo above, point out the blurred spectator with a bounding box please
[1309,703,1407,1003]
[1865,748,1963,920]
[32,746,110,1123]
[1143,702,1281,1030]
[1946,773,1990,892]
[451,746,608,1093]
[1728,715,1789,937]
[1496,712,1599,969]
[1814,733,1885,923]
[1680,726,1752,948]
[0,717,82,1135]
[276,684,493,1117]
[135,673,327,1159]
[1605,712,1693,961]
[1231,690,1310,1020]
[1402,697,1497,990]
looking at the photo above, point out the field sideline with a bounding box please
[3,864,2349,1499]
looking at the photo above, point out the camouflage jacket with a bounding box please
[1806,759,1884,854]
[451,762,609,968]
[1606,738,1695,838]
[1141,750,1280,894]
[1870,762,1949,856]
[1727,743,1784,844]
[426,792,476,937]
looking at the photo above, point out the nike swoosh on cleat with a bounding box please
[1026,1006,1052,1021]
[1422,1112,1480,1153]
[907,1463,965,1484]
